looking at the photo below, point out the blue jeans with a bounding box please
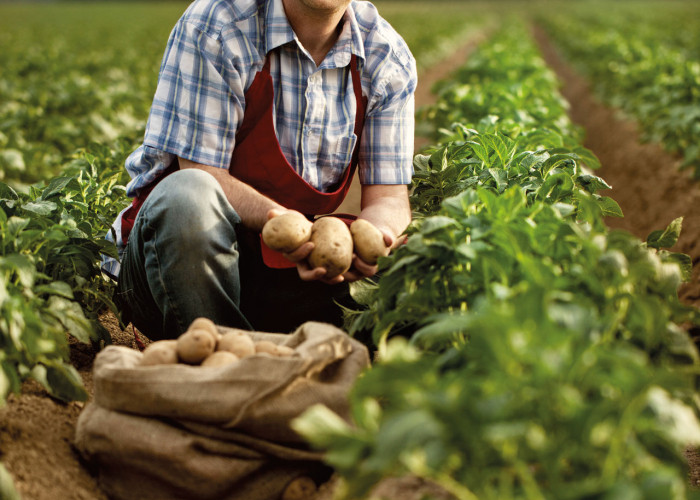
[116,169,354,340]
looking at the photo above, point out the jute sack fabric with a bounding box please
[74,321,370,500]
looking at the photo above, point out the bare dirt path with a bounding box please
[533,25,700,311]
[533,24,700,488]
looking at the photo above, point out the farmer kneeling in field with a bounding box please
[102,0,416,340]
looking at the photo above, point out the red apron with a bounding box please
[121,53,367,269]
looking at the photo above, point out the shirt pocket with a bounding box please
[332,133,358,168]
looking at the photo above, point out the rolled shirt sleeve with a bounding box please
[359,61,416,185]
[144,18,245,171]
[354,4,417,186]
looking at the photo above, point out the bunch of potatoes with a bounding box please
[139,318,318,500]
[262,213,390,278]
[140,317,295,367]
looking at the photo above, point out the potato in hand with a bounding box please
[308,217,353,278]
[262,212,312,253]
[350,219,389,265]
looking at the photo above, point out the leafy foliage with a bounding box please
[297,19,700,499]
[539,2,700,174]
[298,296,700,500]
[421,23,581,145]
[371,1,496,72]
[0,3,180,186]
[0,147,130,404]
[0,3,172,406]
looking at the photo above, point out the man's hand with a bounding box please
[266,209,346,285]
[267,209,377,285]
[339,184,412,282]
[341,227,395,282]
[267,179,412,285]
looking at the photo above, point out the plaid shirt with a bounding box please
[104,0,416,278]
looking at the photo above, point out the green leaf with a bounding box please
[659,251,693,282]
[577,173,612,194]
[572,146,601,170]
[34,281,75,300]
[420,216,459,236]
[45,296,94,343]
[0,463,21,500]
[646,217,683,249]
[375,409,443,464]
[0,361,21,402]
[469,140,491,165]
[0,183,19,201]
[44,361,88,402]
[6,217,29,238]
[292,404,355,448]
[1,255,37,289]
[598,196,624,218]
[488,168,509,192]
[40,176,78,200]
[22,200,58,217]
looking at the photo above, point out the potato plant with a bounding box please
[295,19,700,500]
[540,3,700,175]
[0,153,130,405]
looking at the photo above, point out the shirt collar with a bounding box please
[264,0,365,67]
[264,0,296,54]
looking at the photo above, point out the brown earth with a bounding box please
[533,25,700,312]
[532,25,700,487]
[2,26,700,500]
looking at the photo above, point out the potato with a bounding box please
[255,340,279,355]
[262,212,313,253]
[308,217,353,278]
[274,345,295,357]
[187,317,221,344]
[141,340,178,366]
[218,332,256,358]
[201,350,239,367]
[254,340,295,357]
[350,219,389,265]
[177,328,216,364]
[281,476,317,500]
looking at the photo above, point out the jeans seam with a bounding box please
[149,223,187,334]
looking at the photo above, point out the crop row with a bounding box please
[0,0,499,404]
[294,20,700,500]
[0,3,183,187]
[539,2,700,175]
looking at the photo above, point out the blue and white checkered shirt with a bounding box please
[104,0,417,278]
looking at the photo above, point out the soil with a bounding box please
[532,26,700,489]
[2,27,700,500]
[532,26,700,312]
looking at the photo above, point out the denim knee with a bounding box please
[139,169,241,251]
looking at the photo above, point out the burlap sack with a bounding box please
[75,321,370,500]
